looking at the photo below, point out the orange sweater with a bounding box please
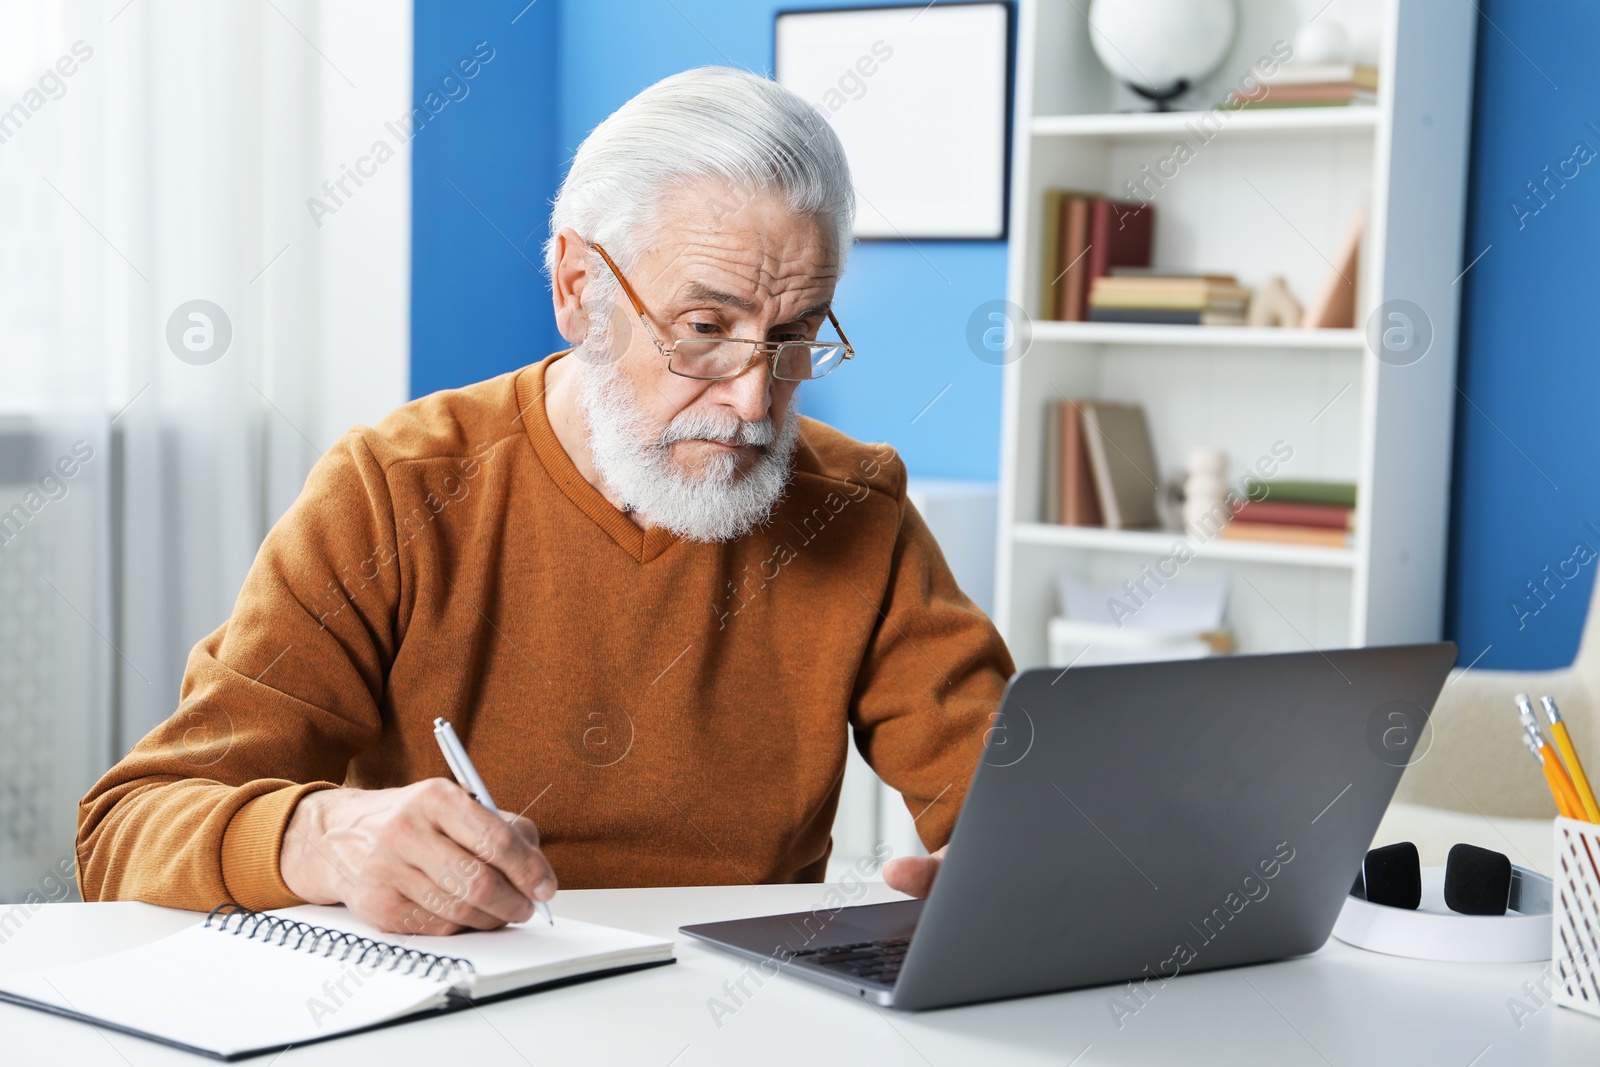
[76,352,1014,911]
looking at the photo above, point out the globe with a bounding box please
[1088,0,1237,109]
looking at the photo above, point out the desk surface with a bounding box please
[2,883,1597,1065]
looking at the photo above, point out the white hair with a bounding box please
[576,326,802,543]
[544,66,855,281]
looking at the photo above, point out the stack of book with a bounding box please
[1039,192,1154,321]
[1221,479,1357,548]
[1226,63,1379,109]
[1049,575,1231,668]
[1087,271,1252,327]
[1042,400,1161,529]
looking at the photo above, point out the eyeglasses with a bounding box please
[590,242,855,382]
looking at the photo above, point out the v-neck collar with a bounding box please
[517,351,680,564]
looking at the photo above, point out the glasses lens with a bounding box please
[670,340,850,380]
[774,343,848,381]
[669,339,753,379]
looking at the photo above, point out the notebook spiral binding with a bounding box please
[204,904,476,983]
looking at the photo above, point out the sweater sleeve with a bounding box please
[76,433,402,911]
[849,463,1016,853]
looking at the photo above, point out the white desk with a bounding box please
[3,884,1598,1065]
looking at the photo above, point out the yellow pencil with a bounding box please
[1524,730,1585,820]
[1541,696,1600,823]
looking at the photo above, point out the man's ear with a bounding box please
[551,227,592,344]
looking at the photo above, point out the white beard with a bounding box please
[574,321,801,543]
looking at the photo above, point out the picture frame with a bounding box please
[774,2,1014,242]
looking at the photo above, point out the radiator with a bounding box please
[0,416,110,906]
[826,478,998,880]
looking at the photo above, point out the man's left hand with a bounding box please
[883,845,945,898]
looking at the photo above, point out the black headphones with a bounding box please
[1352,841,1549,916]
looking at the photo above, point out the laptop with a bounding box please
[681,642,1457,1010]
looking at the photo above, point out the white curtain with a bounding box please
[0,0,411,902]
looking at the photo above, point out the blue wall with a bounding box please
[413,0,1006,482]
[1445,0,1600,669]
[410,0,566,398]
[413,1,1600,666]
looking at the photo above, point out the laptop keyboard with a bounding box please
[789,937,910,986]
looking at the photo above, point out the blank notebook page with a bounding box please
[0,905,673,1059]
[274,904,675,998]
[0,920,445,1056]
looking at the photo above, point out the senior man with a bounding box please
[77,67,1014,935]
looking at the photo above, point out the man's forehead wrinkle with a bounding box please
[667,256,834,298]
[677,280,758,313]
[668,241,838,281]
[662,247,839,317]
[667,277,838,324]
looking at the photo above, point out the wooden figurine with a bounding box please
[1247,275,1303,328]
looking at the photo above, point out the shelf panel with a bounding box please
[1013,523,1358,569]
[1028,322,1365,349]
[1030,107,1381,138]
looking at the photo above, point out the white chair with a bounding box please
[1374,583,1600,873]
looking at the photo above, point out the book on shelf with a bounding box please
[1086,198,1154,288]
[1108,268,1237,279]
[1042,401,1061,523]
[1226,87,1377,109]
[1061,401,1103,526]
[1039,188,1093,321]
[1087,272,1249,326]
[1225,63,1379,109]
[1058,194,1092,321]
[1039,190,1075,323]
[1220,522,1352,549]
[1038,192,1153,321]
[1039,189,1066,322]
[1258,63,1380,89]
[1232,499,1354,530]
[1242,478,1359,509]
[1041,399,1104,527]
[1087,307,1247,326]
[1090,276,1253,309]
[1078,401,1160,529]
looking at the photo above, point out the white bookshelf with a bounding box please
[1030,322,1364,348]
[1013,523,1359,569]
[995,0,1478,667]
[1030,105,1381,138]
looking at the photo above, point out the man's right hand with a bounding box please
[279,779,557,936]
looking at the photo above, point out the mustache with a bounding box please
[658,409,778,449]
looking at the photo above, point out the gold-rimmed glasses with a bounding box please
[590,242,855,382]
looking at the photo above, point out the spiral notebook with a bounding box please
[0,903,674,1061]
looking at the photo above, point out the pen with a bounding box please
[1541,696,1600,823]
[433,717,554,925]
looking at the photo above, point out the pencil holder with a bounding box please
[1552,816,1600,1017]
